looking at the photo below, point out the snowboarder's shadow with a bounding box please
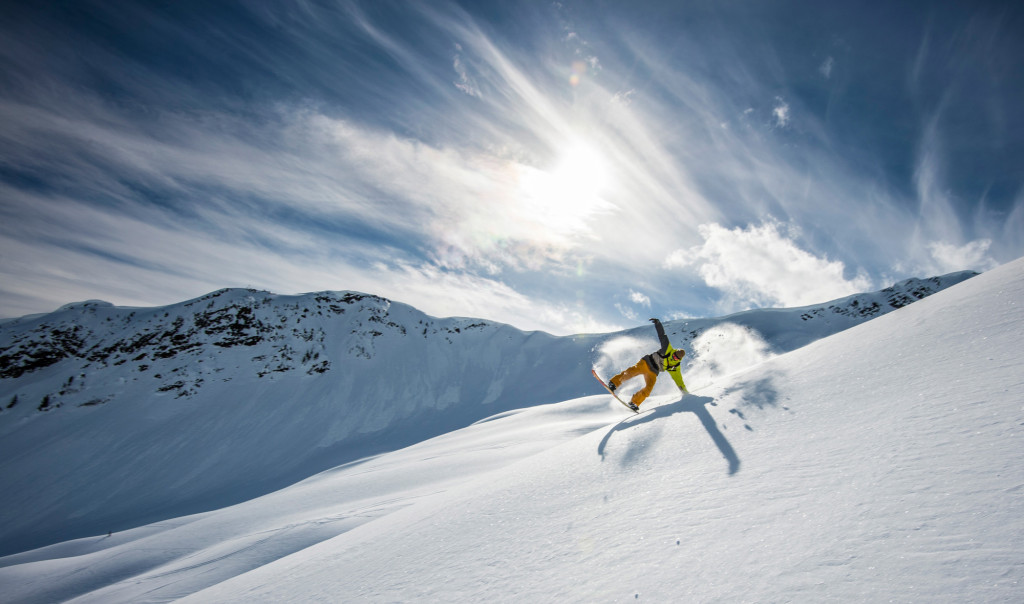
[597,394,741,475]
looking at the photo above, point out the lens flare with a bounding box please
[569,60,588,86]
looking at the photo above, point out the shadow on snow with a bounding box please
[597,394,741,475]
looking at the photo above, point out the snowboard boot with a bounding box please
[628,402,639,412]
[607,381,617,393]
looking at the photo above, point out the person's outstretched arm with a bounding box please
[650,318,669,352]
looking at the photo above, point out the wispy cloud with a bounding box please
[0,1,1020,333]
[452,43,482,98]
[614,290,652,322]
[819,56,835,79]
[0,180,621,334]
[906,110,1001,276]
[0,28,637,334]
[615,303,639,322]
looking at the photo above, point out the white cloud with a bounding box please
[629,290,651,307]
[772,97,790,128]
[926,240,998,273]
[666,220,873,312]
[819,56,835,79]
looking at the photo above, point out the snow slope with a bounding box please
[0,272,974,558]
[0,290,600,557]
[0,261,1020,601]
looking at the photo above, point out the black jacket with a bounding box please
[642,318,674,374]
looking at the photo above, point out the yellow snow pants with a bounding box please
[610,359,658,407]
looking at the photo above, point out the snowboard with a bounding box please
[591,369,639,413]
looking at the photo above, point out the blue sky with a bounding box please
[1,0,1021,334]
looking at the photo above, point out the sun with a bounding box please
[519,142,612,236]
[553,143,609,198]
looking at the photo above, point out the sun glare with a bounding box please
[555,143,609,196]
[520,142,612,236]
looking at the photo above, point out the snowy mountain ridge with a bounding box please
[0,260,1019,603]
[0,271,976,558]
[0,271,976,413]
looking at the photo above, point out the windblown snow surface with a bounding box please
[1,261,1022,602]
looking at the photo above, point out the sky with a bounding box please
[1,0,1021,335]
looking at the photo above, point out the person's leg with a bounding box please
[631,365,658,407]
[610,359,647,389]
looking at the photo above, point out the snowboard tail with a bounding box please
[591,369,638,413]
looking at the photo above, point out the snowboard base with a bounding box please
[591,369,639,413]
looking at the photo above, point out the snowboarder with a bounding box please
[607,318,688,411]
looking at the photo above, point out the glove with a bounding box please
[649,318,659,324]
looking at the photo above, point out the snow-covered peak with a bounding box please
[55,300,114,313]
[0,270,977,559]
[0,261,1019,602]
